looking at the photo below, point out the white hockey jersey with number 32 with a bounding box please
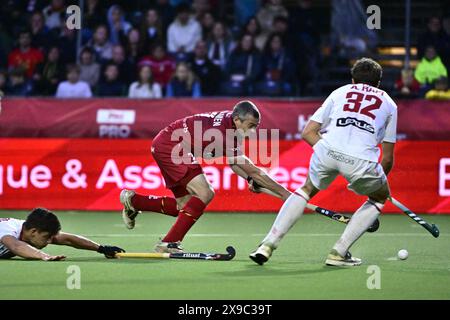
[310,83,398,162]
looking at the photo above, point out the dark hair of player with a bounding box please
[232,100,260,121]
[351,57,383,87]
[23,208,61,236]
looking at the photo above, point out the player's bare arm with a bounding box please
[381,142,395,175]
[0,235,65,261]
[52,232,125,258]
[52,232,99,250]
[301,120,322,147]
[228,155,291,201]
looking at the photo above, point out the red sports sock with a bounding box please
[131,193,179,217]
[162,196,206,242]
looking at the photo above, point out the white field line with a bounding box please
[386,257,399,261]
[85,233,449,237]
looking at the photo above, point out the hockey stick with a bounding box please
[257,186,380,233]
[115,246,236,261]
[389,196,439,238]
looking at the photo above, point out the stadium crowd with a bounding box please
[0,0,449,99]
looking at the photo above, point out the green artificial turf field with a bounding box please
[1,211,449,300]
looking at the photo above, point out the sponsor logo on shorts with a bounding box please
[327,150,355,165]
[336,117,375,134]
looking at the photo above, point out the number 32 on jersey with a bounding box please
[343,92,382,119]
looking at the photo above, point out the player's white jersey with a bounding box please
[310,83,398,162]
[0,218,25,259]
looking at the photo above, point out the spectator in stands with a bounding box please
[56,64,92,98]
[85,25,114,62]
[441,15,450,71]
[42,0,66,32]
[289,0,321,95]
[155,0,176,32]
[192,0,212,19]
[223,33,263,95]
[207,21,234,70]
[125,28,144,65]
[105,45,135,85]
[140,8,165,51]
[1,1,25,39]
[5,67,33,96]
[330,0,377,58]
[8,29,44,78]
[78,47,101,89]
[256,0,288,49]
[167,3,202,60]
[256,33,296,96]
[33,46,64,96]
[107,4,132,46]
[199,11,216,40]
[56,25,77,64]
[417,17,448,61]
[414,45,448,89]
[167,62,201,97]
[289,0,320,48]
[189,40,222,96]
[0,70,6,97]
[29,11,50,52]
[0,23,13,69]
[16,0,47,15]
[128,65,162,98]
[83,0,107,33]
[425,76,450,100]
[289,0,320,56]
[272,15,290,46]
[97,64,126,97]
[243,17,265,50]
[138,43,176,89]
[394,68,421,98]
[234,0,261,29]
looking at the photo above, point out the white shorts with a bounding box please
[309,142,387,195]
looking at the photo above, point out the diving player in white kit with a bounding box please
[0,208,125,260]
[250,58,398,266]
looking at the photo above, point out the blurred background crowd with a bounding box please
[0,0,449,99]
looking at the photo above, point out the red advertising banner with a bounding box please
[1,98,449,140]
[0,139,449,213]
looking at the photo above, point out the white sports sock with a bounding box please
[262,189,310,249]
[333,200,384,257]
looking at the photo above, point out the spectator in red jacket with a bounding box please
[8,29,44,78]
[394,68,421,98]
[138,43,176,89]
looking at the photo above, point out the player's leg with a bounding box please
[130,184,194,216]
[261,177,319,248]
[120,190,179,218]
[155,174,214,252]
[250,144,337,265]
[175,194,192,209]
[249,177,320,265]
[326,162,389,266]
[120,190,180,230]
[120,143,189,229]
